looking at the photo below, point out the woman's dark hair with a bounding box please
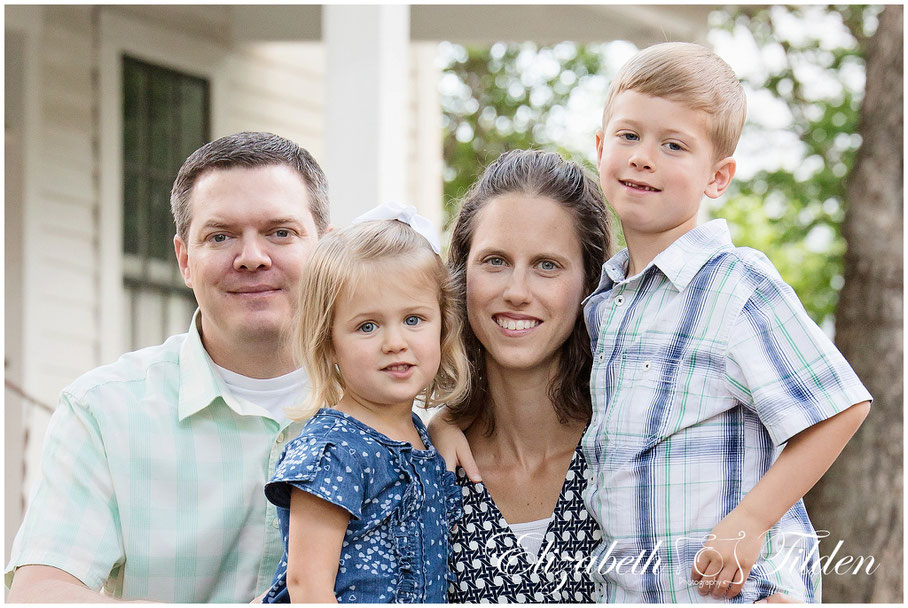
[447,149,613,433]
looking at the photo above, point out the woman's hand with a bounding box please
[427,412,482,482]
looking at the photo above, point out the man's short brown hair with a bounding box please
[170,132,330,241]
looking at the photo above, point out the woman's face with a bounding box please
[466,193,586,375]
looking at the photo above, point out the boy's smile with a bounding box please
[596,90,735,268]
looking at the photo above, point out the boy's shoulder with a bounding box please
[700,241,791,300]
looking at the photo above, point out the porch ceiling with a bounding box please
[228,5,715,45]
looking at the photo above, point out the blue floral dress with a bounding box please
[262,408,462,603]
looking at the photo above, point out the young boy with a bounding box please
[582,42,871,602]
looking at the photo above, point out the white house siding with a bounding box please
[16,7,100,509]
[219,42,326,163]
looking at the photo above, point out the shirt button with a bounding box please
[272,518,280,529]
[615,295,625,306]
[276,432,285,443]
[642,361,652,371]
[597,353,605,363]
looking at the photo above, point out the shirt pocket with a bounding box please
[610,344,725,448]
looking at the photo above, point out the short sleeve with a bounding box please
[265,435,366,520]
[5,391,124,591]
[725,272,872,445]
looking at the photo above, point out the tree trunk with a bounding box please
[803,5,903,602]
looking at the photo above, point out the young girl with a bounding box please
[261,205,470,603]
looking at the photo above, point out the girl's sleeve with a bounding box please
[264,435,366,519]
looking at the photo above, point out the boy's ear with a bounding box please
[595,129,605,165]
[704,157,736,199]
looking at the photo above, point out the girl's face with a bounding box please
[331,259,442,412]
[466,193,586,376]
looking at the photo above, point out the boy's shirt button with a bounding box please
[642,361,652,371]
[597,353,605,363]
[614,295,626,306]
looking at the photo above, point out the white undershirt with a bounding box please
[508,516,554,557]
[212,363,309,423]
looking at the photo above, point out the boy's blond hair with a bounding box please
[285,220,470,421]
[602,42,747,160]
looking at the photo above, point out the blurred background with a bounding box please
[5,5,901,601]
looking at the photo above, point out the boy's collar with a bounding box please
[599,220,733,291]
[651,219,733,291]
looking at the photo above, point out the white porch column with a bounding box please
[324,5,411,228]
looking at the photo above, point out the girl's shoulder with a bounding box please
[291,408,380,447]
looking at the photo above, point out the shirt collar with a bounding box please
[177,309,285,422]
[585,219,733,301]
[652,219,733,291]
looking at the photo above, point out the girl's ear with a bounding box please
[704,156,736,199]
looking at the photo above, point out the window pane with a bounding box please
[121,56,208,349]
[122,172,143,256]
[179,79,207,162]
[123,60,147,168]
[148,69,174,173]
[149,179,174,262]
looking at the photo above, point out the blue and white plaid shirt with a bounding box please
[581,220,871,603]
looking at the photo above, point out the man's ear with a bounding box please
[174,234,193,288]
[704,157,736,199]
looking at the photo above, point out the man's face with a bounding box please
[174,164,320,363]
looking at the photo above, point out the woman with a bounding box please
[435,149,613,603]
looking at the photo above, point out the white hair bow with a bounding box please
[352,202,442,254]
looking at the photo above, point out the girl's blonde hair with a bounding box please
[285,220,470,421]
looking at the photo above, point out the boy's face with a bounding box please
[596,90,735,243]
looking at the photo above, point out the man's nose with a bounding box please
[234,236,272,271]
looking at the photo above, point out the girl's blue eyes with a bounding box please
[358,317,421,332]
[487,257,505,266]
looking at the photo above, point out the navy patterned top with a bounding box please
[263,408,462,603]
[447,445,602,603]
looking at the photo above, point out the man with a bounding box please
[6,132,331,602]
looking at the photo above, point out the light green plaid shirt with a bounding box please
[6,311,304,602]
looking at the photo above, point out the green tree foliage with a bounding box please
[708,5,881,326]
[439,41,609,229]
[439,6,880,327]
